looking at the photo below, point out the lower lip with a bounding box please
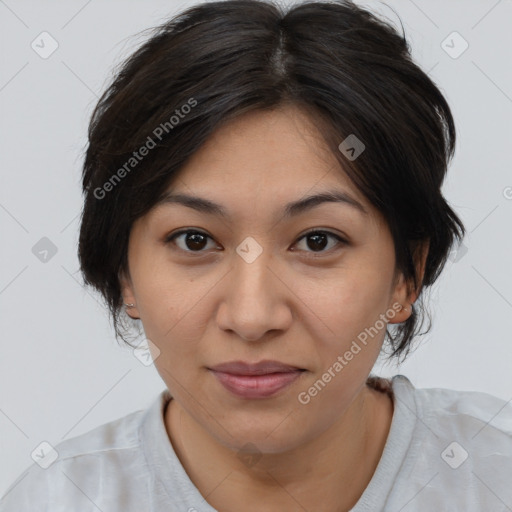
[209,370,304,399]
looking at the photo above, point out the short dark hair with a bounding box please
[78,0,465,361]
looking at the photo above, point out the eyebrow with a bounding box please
[155,189,368,218]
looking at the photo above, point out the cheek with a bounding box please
[133,267,217,370]
[131,251,205,331]
[300,258,393,363]
[311,262,392,326]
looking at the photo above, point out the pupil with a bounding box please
[187,232,207,250]
[308,233,327,251]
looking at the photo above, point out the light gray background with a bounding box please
[1,0,511,496]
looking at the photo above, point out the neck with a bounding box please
[165,383,393,512]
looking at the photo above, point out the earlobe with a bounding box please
[388,272,413,324]
[119,270,140,319]
[388,240,429,324]
[124,302,140,319]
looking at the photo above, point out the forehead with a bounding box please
[163,105,366,206]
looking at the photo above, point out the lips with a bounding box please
[208,360,306,399]
[208,360,305,375]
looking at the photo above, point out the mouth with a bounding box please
[207,360,306,399]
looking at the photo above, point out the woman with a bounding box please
[2,0,511,510]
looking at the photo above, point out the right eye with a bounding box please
[165,229,219,253]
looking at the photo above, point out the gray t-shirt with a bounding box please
[1,374,511,511]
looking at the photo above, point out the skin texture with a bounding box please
[120,105,427,511]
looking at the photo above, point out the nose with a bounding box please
[215,245,292,342]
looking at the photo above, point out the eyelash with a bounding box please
[165,229,348,257]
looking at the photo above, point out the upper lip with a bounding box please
[208,360,304,375]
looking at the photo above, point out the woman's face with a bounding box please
[121,105,413,454]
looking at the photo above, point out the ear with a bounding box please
[119,269,141,320]
[387,240,429,324]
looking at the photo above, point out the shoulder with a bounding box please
[388,375,512,510]
[54,405,145,460]
[409,377,512,441]
[0,394,163,511]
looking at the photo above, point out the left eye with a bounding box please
[294,230,346,253]
[165,229,346,254]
